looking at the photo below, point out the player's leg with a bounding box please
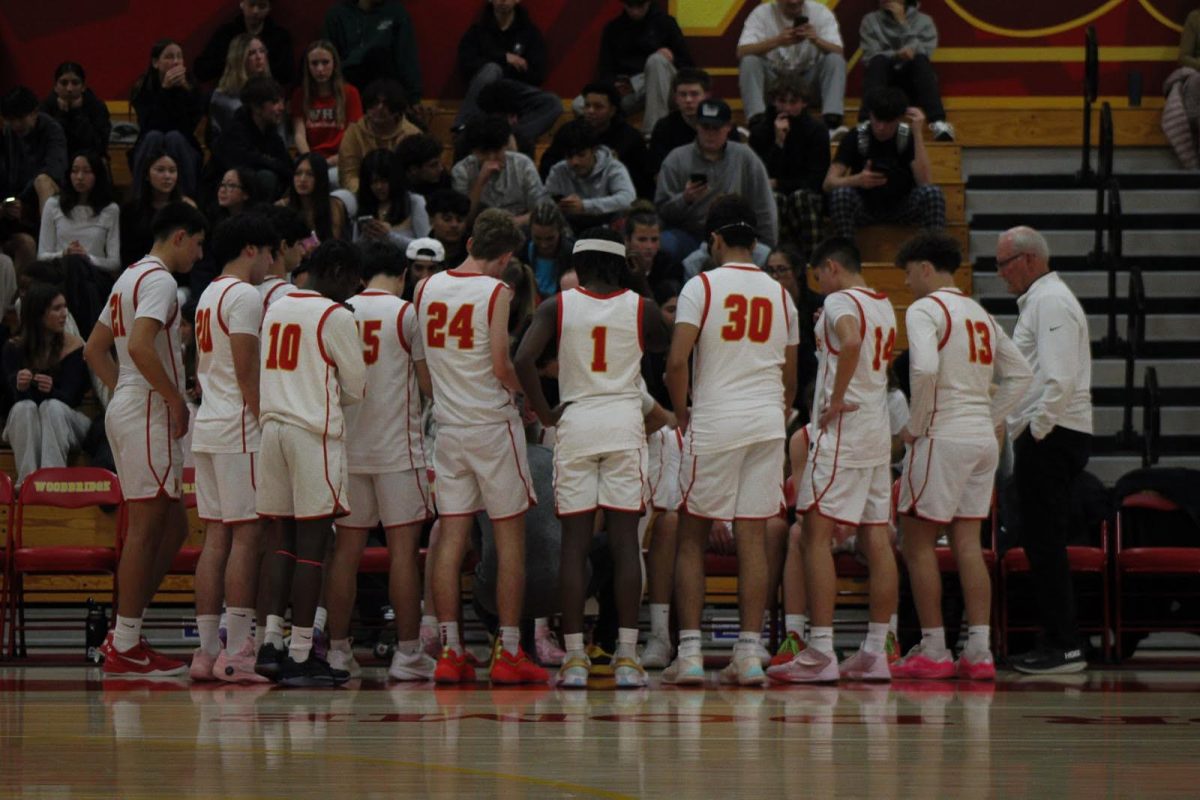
[385,521,431,680]
[726,517,769,685]
[142,499,190,612]
[838,521,897,682]
[214,520,266,682]
[192,520,232,679]
[606,509,644,686]
[326,525,369,674]
[662,509,709,684]
[642,509,677,667]
[557,511,596,687]
[772,518,809,666]
[763,514,788,657]
[431,514,475,681]
[949,517,995,679]
[893,515,954,678]
[419,521,442,657]
[280,515,340,686]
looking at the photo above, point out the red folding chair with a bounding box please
[4,467,124,657]
[1115,492,1200,661]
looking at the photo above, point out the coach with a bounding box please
[996,226,1093,675]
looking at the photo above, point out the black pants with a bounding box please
[859,54,946,122]
[1013,426,1092,650]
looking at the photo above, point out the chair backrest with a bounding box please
[18,467,123,509]
[1118,491,1195,550]
[181,467,197,510]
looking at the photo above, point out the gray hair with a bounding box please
[1003,226,1050,262]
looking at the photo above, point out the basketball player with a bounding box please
[662,195,799,687]
[890,233,1032,680]
[83,202,208,677]
[256,240,366,687]
[258,205,309,309]
[641,423,683,669]
[415,209,545,685]
[189,214,275,683]
[770,237,899,684]
[514,227,671,689]
[325,240,436,681]
[771,422,812,667]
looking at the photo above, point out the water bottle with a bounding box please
[85,599,107,663]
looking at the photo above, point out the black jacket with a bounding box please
[0,113,68,193]
[195,15,295,87]
[596,6,693,81]
[458,6,549,86]
[210,106,292,185]
[131,78,205,152]
[540,119,654,199]
[748,107,830,195]
[39,89,111,160]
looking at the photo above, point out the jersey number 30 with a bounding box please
[720,295,772,343]
[426,303,474,349]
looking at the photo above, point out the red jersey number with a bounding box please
[109,294,127,337]
[720,294,772,343]
[360,319,382,365]
[965,320,993,365]
[265,322,301,371]
[871,326,896,371]
[426,303,475,349]
[195,308,214,353]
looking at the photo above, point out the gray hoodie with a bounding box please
[544,145,636,227]
[859,2,938,61]
[654,140,778,246]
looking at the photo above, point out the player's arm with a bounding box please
[488,287,523,395]
[788,426,809,479]
[229,333,260,419]
[401,303,433,399]
[783,343,798,412]
[640,297,672,354]
[988,320,1034,431]
[325,308,367,405]
[83,322,118,391]
[128,317,189,438]
[665,322,698,434]
[818,313,862,429]
[644,400,675,435]
[513,296,559,427]
[903,301,941,439]
[413,359,433,398]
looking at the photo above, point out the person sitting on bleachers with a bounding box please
[278,153,348,242]
[352,148,430,248]
[396,134,450,199]
[426,188,471,268]
[337,79,421,195]
[453,0,562,145]
[2,282,91,487]
[37,152,120,278]
[322,0,421,102]
[858,1,953,141]
[451,116,547,227]
[541,82,653,198]
[196,0,294,88]
[1,87,67,216]
[119,149,198,269]
[577,0,694,137]
[544,120,636,233]
[207,34,276,145]
[209,76,291,200]
[648,69,743,168]
[40,62,111,162]
[522,202,573,299]
[129,39,205,199]
[824,86,944,240]
[625,208,683,286]
[654,99,778,261]
[749,72,830,261]
[291,41,363,172]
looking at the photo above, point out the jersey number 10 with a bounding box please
[265,322,301,371]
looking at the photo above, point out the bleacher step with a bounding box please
[1093,358,1200,387]
[974,271,1200,299]
[974,255,1200,273]
[970,230,1200,259]
[967,173,1200,191]
[967,189,1200,216]
[972,213,1200,231]
[1093,407,1200,436]
[992,313,1200,342]
[1088,454,1200,485]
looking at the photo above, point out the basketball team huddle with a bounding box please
[81,190,1033,689]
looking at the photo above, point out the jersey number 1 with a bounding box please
[265,322,301,371]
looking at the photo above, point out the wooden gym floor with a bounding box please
[2,663,1199,798]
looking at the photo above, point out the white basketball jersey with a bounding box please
[259,291,366,438]
[811,287,896,468]
[555,287,645,457]
[259,275,299,312]
[416,270,517,427]
[344,290,426,472]
[98,256,184,396]
[192,276,262,454]
[675,264,799,454]
[905,288,1004,441]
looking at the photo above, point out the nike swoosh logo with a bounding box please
[123,656,152,666]
[1049,325,1063,331]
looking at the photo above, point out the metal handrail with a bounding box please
[1118,267,1146,448]
[1104,178,1124,351]
[1079,26,1100,184]
[1142,366,1160,467]
[1088,102,1115,273]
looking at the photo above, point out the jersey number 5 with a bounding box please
[427,303,474,349]
[265,322,301,371]
[360,320,382,365]
[720,294,772,343]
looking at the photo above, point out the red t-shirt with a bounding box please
[291,84,364,158]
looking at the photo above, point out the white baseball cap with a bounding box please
[406,237,445,263]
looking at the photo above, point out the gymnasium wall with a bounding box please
[0,1,1191,105]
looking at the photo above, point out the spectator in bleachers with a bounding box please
[322,0,422,102]
[1162,9,1200,168]
[824,86,944,240]
[119,149,197,269]
[737,0,846,134]
[207,34,275,144]
[522,202,572,298]
[654,99,777,261]
[2,282,91,487]
[130,39,204,199]
[396,134,449,199]
[353,148,429,247]
[209,76,291,200]
[37,152,120,277]
[859,1,954,141]
[454,0,562,145]
[292,41,363,171]
[196,0,294,88]
[451,116,547,226]
[402,236,445,301]
[544,120,636,232]
[426,188,471,267]
[541,83,653,198]
[648,68,734,168]
[473,79,541,159]
[749,72,830,260]
[278,153,348,242]
[337,79,421,195]
[40,62,111,162]
[578,0,694,137]
[1,87,67,215]
[626,208,683,285]
[209,167,258,227]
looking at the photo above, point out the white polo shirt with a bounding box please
[738,1,843,72]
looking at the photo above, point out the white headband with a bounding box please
[573,239,627,258]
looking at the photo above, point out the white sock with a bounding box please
[331,637,351,654]
[113,615,143,653]
[649,603,670,639]
[809,626,834,655]
[736,631,761,659]
[863,622,889,655]
[312,606,327,635]
[785,614,808,638]
[563,632,585,657]
[396,639,420,657]
[439,621,461,653]
[889,614,899,636]
[226,607,253,651]
[197,615,221,657]
[265,615,285,649]
[921,627,948,658]
[289,626,314,663]
[616,627,639,660]
[678,629,702,658]
[500,626,521,656]
[535,617,551,636]
[966,625,991,657]
[421,614,438,630]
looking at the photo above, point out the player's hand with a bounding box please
[674,407,690,436]
[708,521,736,555]
[558,194,584,215]
[167,393,190,440]
[34,373,53,393]
[15,369,32,391]
[906,106,926,129]
[478,159,504,185]
[775,113,790,147]
[818,398,858,430]
[682,180,708,205]
[900,427,916,445]
[540,402,568,429]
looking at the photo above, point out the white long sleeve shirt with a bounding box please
[1006,272,1094,440]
